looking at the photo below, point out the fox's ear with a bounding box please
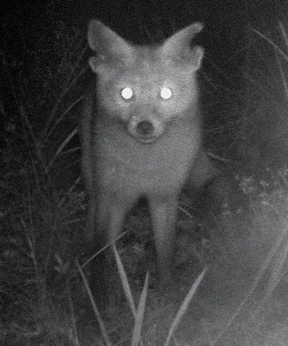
[88,20,133,70]
[161,22,204,70]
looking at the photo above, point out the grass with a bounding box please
[1,13,288,346]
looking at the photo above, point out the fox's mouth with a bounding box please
[135,135,157,144]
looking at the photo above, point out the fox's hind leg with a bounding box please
[148,194,179,285]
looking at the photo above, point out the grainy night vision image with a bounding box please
[1,1,288,345]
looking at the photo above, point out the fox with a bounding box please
[80,20,219,307]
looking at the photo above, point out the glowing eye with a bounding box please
[160,87,172,100]
[121,87,133,100]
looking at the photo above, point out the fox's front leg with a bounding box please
[88,193,128,308]
[149,195,179,284]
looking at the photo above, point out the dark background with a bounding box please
[2,0,282,69]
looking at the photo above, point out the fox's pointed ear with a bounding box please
[88,20,134,70]
[161,22,204,70]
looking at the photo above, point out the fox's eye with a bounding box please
[121,87,133,100]
[160,87,172,100]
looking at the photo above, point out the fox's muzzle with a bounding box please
[128,116,164,144]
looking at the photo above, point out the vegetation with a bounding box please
[1,7,288,346]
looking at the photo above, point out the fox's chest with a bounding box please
[94,122,201,196]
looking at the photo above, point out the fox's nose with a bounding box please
[136,120,154,136]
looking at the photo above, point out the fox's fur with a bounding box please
[81,20,218,306]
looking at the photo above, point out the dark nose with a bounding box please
[136,121,154,136]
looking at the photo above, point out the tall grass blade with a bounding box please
[76,261,112,346]
[113,244,137,317]
[131,273,149,346]
[164,268,207,346]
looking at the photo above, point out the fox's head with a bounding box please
[88,20,204,144]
